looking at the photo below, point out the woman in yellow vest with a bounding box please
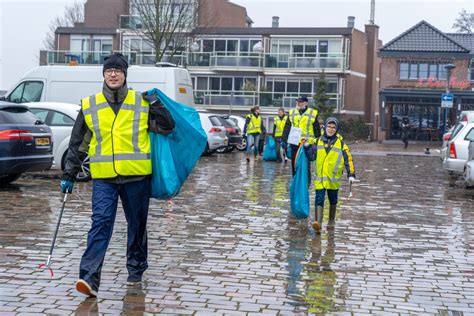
[272,107,288,163]
[243,105,264,162]
[304,117,355,234]
[60,53,175,297]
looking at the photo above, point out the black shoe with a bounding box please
[127,274,142,284]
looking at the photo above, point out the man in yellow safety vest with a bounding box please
[243,105,264,162]
[60,53,175,297]
[282,96,321,176]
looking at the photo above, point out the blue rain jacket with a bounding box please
[149,89,207,199]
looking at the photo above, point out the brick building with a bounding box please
[378,21,474,141]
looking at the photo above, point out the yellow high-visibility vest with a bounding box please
[82,90,151,179]
[289,108,318,144]
[247,114,262,134]
[314,138,346,190]
[274,115,288,137]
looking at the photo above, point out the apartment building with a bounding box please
[41,0,382,134]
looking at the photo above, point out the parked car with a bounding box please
[198,112,228,155]
[442,114,474,174]
[463,140,474,188]
[227,115,247,151]
[439,126,454,161]
[0,101,53,185]
[214,115,243,153]
[25,102,80,169]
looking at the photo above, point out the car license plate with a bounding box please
[35,137,50,146]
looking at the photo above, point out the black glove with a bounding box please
[142,91,163,107]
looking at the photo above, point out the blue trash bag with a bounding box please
[263,136,278,161]
[289,145,310,219]
[148,89,207,199]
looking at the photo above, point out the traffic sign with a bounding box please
[441,93,453,108]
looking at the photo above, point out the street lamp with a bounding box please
[443,63,455,133]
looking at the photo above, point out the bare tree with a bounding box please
[129,0,199,62]
[43,1,85,50]
[453,9,474,34]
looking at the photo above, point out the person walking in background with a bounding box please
[273,107,288,163]
[60,53,175,297]
[401,117,410,149]
[304,117,355,234]
[282,96,321,177]
[243,106,263,162]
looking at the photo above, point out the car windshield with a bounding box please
[0,107,39,124]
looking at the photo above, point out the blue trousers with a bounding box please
[79,177,150,291]
[315,189,339,207]
[246,134,260,156]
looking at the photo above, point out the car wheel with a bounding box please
[0,173,22,185]
[236,138,246,151]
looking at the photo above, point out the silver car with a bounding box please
[198,112,228,155]
[442,112,474,174]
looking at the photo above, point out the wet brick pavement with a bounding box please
[0,150,473,315]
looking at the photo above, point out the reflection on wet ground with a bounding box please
[0,152,473,314]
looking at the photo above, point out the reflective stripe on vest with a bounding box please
[314,139,344,190]
[274,116,287,137]
[289,108,318,143]
[247,114,262,134]
[82,90,151,179]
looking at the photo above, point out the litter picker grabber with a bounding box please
[39,192,68,277]
[349,181,353,198]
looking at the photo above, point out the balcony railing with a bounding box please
[41,50,186,66]
[194,90,341,109]
[188,52,264,68]
[41,50,346,71]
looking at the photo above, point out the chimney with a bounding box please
[347,16,355,28]
[272,16,279,28]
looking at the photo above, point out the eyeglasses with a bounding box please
[326,126,337,130]
[104,68,124,76]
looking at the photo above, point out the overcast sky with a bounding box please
[0,0,473,91]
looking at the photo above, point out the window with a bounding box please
[221,78,232,91]
[203,40,213,52]
[50,111,75,126]
[210,77,220,91]
[30,109,48,122]
[7,81,43,103]
[400,63,409,80]
[274,81,285,92]
[240,40,249,52]
[215,40,225,53]
[287,81,299,93]
[465,128,474,141]
[409,63,418,79]
[470,59,474,81]
[300,81,312,93]
[197,77,208,90]
[429,64,438,79]
[234,77,243,91]
[0,107,39,124]
[327,82,338,93]
[419,64,428,79]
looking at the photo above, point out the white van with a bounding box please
[2,65,195,106]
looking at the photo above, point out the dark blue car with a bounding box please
[0,101,53,185]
